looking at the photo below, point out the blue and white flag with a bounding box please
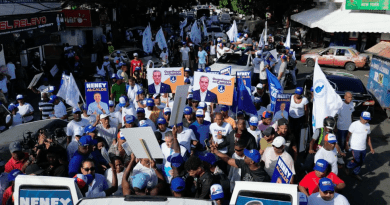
[190,22,201,45]
[258,29,264,49]
[156,28,168,50]
[219,66,231,76]
[57,73,69,100]
[226,20,238,42]
[312,59,343,129]
[179,18,187,38]
[237,78,257,116]
[266,69,283,112]
[142,25,153,54]
[66,73,82,108]
[284,27,291,48]
[202,20,208,37]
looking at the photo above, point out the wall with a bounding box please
[0,45,5,66]
[0,3,62,16]
[59,27,103,46]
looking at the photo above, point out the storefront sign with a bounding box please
[62,10,92,27]
[0,12,59,44]
[367,56,390,107]
[346,0,390,10]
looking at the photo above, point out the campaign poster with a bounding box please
[271,156,293,184]
[147,67,184,94]
[193,72,235,105]
[236,195,292,205]
[85,82,109,115]
[236,71,251,90]
[19,189,73,205]
[219,66,232,76]
[274,93,292,121]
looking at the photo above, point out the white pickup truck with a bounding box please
[14,176,307,205]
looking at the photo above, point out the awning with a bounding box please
[291,8,390,33]
[366,41,390,60]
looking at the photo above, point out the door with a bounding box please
[85,30,93,52]
[333,49,350,67]
[318,48,335,66]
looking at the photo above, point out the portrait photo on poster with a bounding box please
[85,82,110,115]
[193,72,234,105]
[147,67,184,94]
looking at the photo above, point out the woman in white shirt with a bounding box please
[288,87,309,148]
[6,104,23,128]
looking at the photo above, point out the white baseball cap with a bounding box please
[197,102,206,109]
[272,136,286,148]
[133,53,138,56]
[196,109,204,117]
[100,114,109,119]
[249,116,259,126]
[256,83,263,89]
[164,107,171,114]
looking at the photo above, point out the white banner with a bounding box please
[284,27,291,48]
[156,28,168,50]
[226,20,238,42]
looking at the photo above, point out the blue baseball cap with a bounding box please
[318,178,335,192]
[8,169,24,182]
[171,177,186,192]
[254,97,262,104]
[157,117,167,124]
[221,105,229,112]
[237,111,244,116]
[314,159,329,173]
[109,100,115,107]
[183,106,192,115]
[210,184,224,200]
[125,115,136,124]
[164,107,171,115]
[49,95,58,103]
[146,98,155,107]
[205,67,211,72]
[8,104,16,112]
[361,111,371,120]
[111,74,117,79]
[185,67,191,72]
[16,94,24,100]
[131,173,149,190]
[196,109,204,117]
[285,46,290,50]
[73,107,82,113]
[244,149,260,163]
[139,120,149,127]
[79,135,93,146]
[137,89,144,95]
[167,153,184,168]
[295,87,303,95]
[324,133,338,144]
[119,96,128,107]
[187,94,193,99]
[310,87,314,92]
[84,125,96,134]
[199,152,217,166]
[184,78,191,84]
[289,51,294,55]
[249,116,259,126]
[197,102,206,109]
[176,122,183,127]
[197,68,203,72]
[136,108,145,114]
[262,111,273,119]
[281,55,287,60]
[135,66,141,71]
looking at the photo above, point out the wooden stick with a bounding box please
[139,139,151,161]
[173,97,182,125]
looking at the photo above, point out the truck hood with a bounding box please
[209,63,253,76]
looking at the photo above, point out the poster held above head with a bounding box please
[28,73,44,89]
[122,127,164,159]
[236,71,251,91]
[274,93,292,121]
[147,67,184,94]
[85,82,109,115]
[219,66,232,76]
[193,72,235,105]
[169,85,190,127]
[271,157,293,184]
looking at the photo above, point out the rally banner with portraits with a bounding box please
[193,72,235,105]
[147,67,184,94]
[85,82,110,115]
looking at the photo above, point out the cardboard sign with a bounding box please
[50,64,59,77]
[219,66,231,76]
[85,82,109,115]
[19,189,73,205]
[169,85,190,127]
[274,93,292,121]
[122,127,164,159]
[236,195,291,205]
[271,156,293,184]
[147,67,184,94]
[27,72,44,89]
[193,72,235,105]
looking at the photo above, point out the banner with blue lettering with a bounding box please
[367,56,390,107]
[236,195,291,205]
[20,189,73,205]
[266,69,282,112]
[85,82,109,115]
[271,156,293,184]
[219,66,231,76]
[274,93,292,121]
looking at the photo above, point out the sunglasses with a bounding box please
[323,191,334,195]
[273,145,283,149]
[235,148,244,152]
[82,167,95,172]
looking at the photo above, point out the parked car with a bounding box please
[209,53,253,76]
[219,13,231,24]
[109,48,161,68]
[274,34,302,58]
[303,70,380,119]
[301,46,369,71]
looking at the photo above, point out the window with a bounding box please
[236,191,293,205]
[336,49,346,56]
[217,54,249,66]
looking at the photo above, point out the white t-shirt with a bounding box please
[105,169,124,196]
[54,101,67,119]
[209,122,233,153]
[18,103,34,122]
[177,127,197,152]
[161,142,187,182]
[7,63,16,80]
[96,124,117,146]
[289,96,309,118]
[66,118,90,141]
[158,128,172,139]
[109,111,122,128]
[314,147,338,175]
[348,120,371,151]
[127,84,141,102]
[337,102,354,130]
[180,47,190,60]
[210,45,216,55]
[247,127,262,145]
[260,61,267,80]
[262,147,296,177]
[6,113,23,128]
[121,105,136,124]
[217,47,230,59]
[308,193,350,205]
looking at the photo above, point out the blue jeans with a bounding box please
[198,63,206,70]
[337,129,348,152]
[347,149,366,175]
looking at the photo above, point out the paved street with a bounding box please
[293,60,390,205]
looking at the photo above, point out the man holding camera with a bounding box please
[5,141,29,173]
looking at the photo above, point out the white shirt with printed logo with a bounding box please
[209,122,232,153]
[314,147,338,175]
[348,120,371,151]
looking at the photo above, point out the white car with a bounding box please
[219,13,231,24]
[209,53,254,76]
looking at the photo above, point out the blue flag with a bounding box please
[237,78,257,116]
[266,69,282,112]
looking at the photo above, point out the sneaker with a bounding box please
[352,174,363,181]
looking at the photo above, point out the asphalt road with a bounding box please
[293,60,390,205]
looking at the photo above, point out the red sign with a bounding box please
[0,16,48,31]
[62,10,92,27]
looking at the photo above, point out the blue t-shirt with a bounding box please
[189,120,211,149]
[198,50,208,64]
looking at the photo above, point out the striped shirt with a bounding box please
[39,101,54,120]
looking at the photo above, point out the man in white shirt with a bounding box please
[345,111,374,180]
[180,43,190,68]
[160,131,187,182]
[315,134,339,175]
[160,47,169,66]
[308,178,350,205]
[66,107,90,143]
[119,96,136,124]
[157,117,171,139]
[216,43,230,59]
[93,114,118,147]
[336,92,354,152]
[16,94,34,123]
[209,113,233,153]
[136,108,157,131]
[127,77,140,102]
[248,116,262,145]
[50,95,68,120]
[108,100,122,129]
[5,104,23,128]
[175,122,197,152]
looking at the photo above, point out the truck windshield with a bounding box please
[217,54,248,66]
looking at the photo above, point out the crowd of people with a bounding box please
[0,15,375,205]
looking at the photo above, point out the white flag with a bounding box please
[190,22,201,45]
[226,20,238,42]
[156,27,168,50]
[57,73,69,100]
[284,27,291,48]
[202,20,208,37]
[312,59,343,130]
[264,21,267,43]
[142,25,153,54]
[179,18,187,29]
[65,73,82,108]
